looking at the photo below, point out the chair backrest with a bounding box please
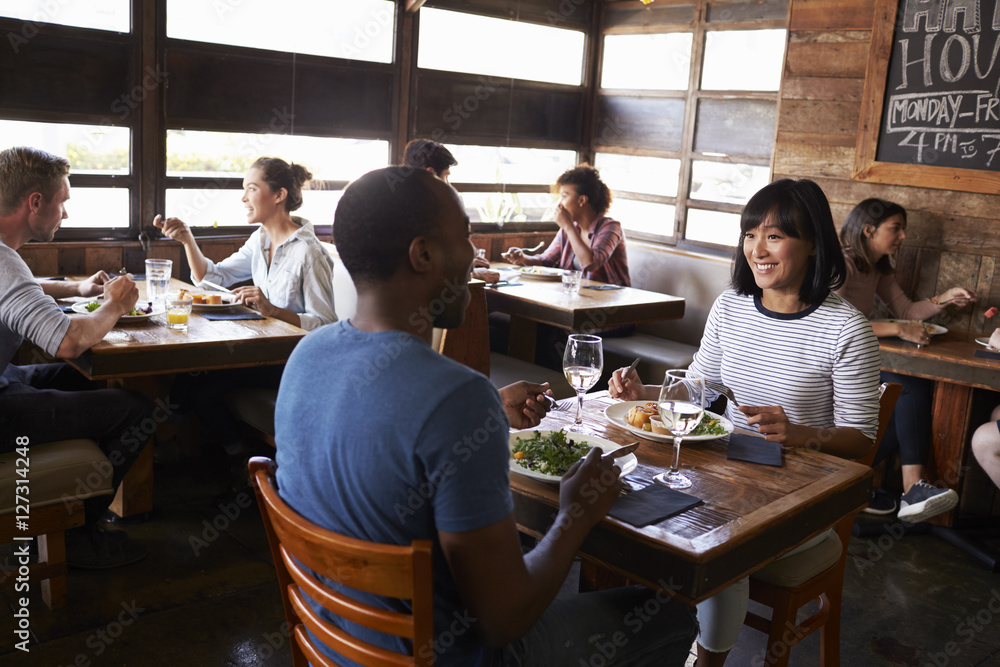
[863,382,902,467]
[249,457,434,667]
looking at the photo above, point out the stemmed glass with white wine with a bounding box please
[653,369,705,489]
[562,334,603,427]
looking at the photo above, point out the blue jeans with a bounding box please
[487,586,697,667]
[0,363,153,520]
[875,371,932,467]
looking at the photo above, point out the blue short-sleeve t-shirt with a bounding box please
[275,320,513,666]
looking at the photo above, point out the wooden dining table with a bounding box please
[486,263,685,362]
[510,392,872,604]
[61,278,306,516]
[878,328,1000,527]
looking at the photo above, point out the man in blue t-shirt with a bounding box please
[275,167,695,666]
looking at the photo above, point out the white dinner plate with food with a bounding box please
[187,292,239,310]
[873,319,948,336]
[604,401,734,443]
[509,429,638,483]
[70,300,164,321]
[517,266,564,281]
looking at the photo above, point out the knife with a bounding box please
[602,441,640,461]
[200,279,233,294]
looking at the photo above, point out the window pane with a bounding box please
[461,192,556,223]
[601,33,692,90]
[1,0,130,32]
[597,97,686,151]
[61,188,129,229]
[167,0,394,63]
[165,188,341,228]
[702,30,785,91]
[418,8,585,86]
[690,161,770,206]
[611,199,675,237]
[685,208,741,246]
[445,145,576,185]
[694,99,776,158]
[595,153,680,198]
[166,130,388,181]
[0,120,130,175]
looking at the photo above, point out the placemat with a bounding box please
[609,484,702,527]
[727,432,782,467]
[975,349,1000,361]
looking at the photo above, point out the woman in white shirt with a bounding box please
[154,156,335,330]
[609,178,881,666]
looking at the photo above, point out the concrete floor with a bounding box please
[3,460,1000,666]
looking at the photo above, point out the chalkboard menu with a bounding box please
[876,0,1000,171]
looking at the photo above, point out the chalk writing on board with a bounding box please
[877,0,1000,170]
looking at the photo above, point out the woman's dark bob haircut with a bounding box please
[840,198,907,275]
[731,178,846,306]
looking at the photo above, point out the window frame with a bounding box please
[593,1,789,254]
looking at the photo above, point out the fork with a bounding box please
[545,395,571,411]
[705,380,740,407]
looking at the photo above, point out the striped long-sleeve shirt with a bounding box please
[689,289,881,442]
[537,215,630,286]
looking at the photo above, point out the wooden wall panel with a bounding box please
[781,76,865,101]
[785,38,869,78]
[777,100,859,136]
[773,143,856,179]
[788,0,876,30]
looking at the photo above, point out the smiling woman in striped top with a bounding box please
[609,178,881,667]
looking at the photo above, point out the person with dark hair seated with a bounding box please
[0,146,151,568]
[504,163,629,287]
[834,198,971,521]
[274,167,696,667]
[609,178,880,666]
[403,138,458,183]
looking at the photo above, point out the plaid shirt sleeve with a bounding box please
[536,231,565,266]
[583,217,630,286]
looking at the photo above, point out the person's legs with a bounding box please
[695,577,749,666]
[971,405,1000,488]
[493,585,696,667]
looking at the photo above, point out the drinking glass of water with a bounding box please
[145,259,172,307]
[563,334,603,427]
[653,370,705,489]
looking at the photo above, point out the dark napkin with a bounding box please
[59,304,75,313]
[975,349,1000,361]
[200,311,265,321]
[726,432,782,467]
[583,284,625,291]
[609,484,702,527]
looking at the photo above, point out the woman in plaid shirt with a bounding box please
[505,164,630,286]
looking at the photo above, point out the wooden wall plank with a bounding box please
[778,99,859,136]
[785,41,869,78]
[776,131,857,147]
[772,143,855,179]
[17,247,59,276]
[84,247,124,275]
[781,76,865,101]
[789,0,876,30]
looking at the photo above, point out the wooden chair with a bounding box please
[743,382,901,667]
[249,457,435,667]
[0,439,115,609]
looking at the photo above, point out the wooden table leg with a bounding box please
[507,315,538,363]
[109,441,153,517]
[926,381,973,527]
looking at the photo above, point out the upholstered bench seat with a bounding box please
[602,333,699,385]
[751,531,842,588]
[223,387,278,439]
[489,352,575,400]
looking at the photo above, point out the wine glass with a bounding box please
[653,369,705,490]
[563,334,603,426]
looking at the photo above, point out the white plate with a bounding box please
[188,292,239,310]
[604,401,734,443]
[509,429,638,483]
[518,266,564,281]
[873,319,948,336]
[976,337,995,348]
[71,300,164,322]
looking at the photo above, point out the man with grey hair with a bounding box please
[0,146,150,568]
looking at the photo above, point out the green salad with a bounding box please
[692,413,728,436]
[511,430,591,476]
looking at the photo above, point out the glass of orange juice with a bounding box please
[166,293,193,331]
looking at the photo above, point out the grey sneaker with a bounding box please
[898,480,959,523]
